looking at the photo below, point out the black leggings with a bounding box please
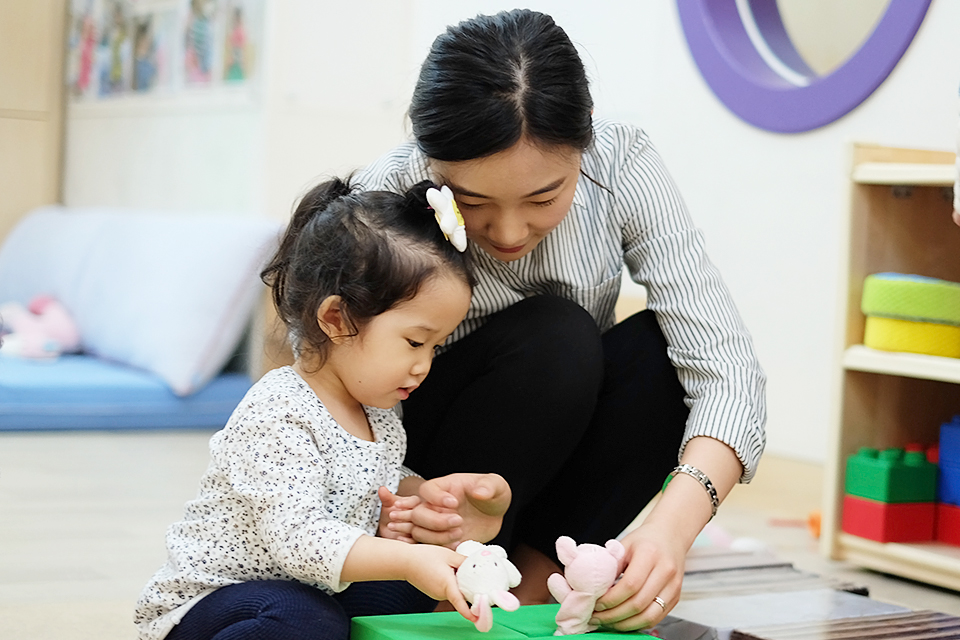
[165,579,436,640]
[402,296,689,560]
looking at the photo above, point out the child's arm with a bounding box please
[385,473,511,547]
[341,535,477,622]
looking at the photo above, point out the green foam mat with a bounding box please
[862,273,960,326]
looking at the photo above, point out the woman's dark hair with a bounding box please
[410,9,593,161]
[261,177,473,363]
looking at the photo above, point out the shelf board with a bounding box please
[852,162,955,186]
[843,345,960,384]
[837,533,960,591]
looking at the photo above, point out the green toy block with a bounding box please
[492,604,563,637]
[493,604,656,638]
[845,447,937,503]
[351,610,526,640]
[353,604,658,639]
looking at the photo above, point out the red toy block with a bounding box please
[841,495,935,543]
[936,503,960,546]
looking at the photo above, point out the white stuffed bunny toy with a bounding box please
[455,540,522,632]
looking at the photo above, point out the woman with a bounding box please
[357,9,766,632]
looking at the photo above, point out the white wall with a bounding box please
[63,1,960,463]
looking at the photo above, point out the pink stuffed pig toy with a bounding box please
[547,536,626,636]
[0,296,80,359]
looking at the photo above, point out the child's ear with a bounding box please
[316,295,349,343]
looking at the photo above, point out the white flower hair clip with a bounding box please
[426,185,467,252]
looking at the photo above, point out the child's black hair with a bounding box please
[261,177,473,363]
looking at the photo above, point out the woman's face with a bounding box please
[431,139,581,262]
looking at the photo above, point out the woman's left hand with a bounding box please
[590,519,686,631]
[590,437,744,632]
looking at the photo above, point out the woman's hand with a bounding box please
[388,473,511,547]
[590,520,686,631]
[591,436,744,631]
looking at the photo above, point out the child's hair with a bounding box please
[409,9,593,162]
[261,177,473,363]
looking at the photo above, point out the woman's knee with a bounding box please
[491,296,603,377]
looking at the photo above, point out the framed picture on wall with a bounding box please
[66,0,262,101]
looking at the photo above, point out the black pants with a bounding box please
[165,579,436,640]
[402,296,689,561]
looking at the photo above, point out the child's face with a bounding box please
[329,273,470,409]
[432,138,581,263]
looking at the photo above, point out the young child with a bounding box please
[135,178,487,640]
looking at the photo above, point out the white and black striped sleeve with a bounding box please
[610,126,766,482]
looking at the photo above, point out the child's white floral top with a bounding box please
[134,366,413,640]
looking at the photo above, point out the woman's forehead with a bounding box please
[432,140,581,198]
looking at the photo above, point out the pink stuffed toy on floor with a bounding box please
[547,535,626,636]
[0,295,80,359]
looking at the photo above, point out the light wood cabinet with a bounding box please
[0,0,67,243]
[821,143,960,590]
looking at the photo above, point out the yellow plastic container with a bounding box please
[864,316,960,358]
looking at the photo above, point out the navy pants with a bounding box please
[401,297,690,560]
[165,579,436,640]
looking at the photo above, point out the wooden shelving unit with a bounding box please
[821,143,960,591]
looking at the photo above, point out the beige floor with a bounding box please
[1,431,958,640]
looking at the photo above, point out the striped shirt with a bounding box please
[354,120,766,482]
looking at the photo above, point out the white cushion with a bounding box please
[0,206,283,396]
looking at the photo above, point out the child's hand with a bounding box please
[389,473,511,547]
[377,486,420,543]
[341,535,477,625]
[404,544,477,623]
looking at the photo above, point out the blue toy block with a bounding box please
[938,461,960,506]
[352,604,658,639]
[941,416,960,466]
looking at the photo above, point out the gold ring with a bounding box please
[653,596,666,610]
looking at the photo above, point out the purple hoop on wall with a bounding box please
[676,0,932,133]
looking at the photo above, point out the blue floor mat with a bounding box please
[0,354,251,431]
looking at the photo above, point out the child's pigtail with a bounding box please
[261,177,353,312]
[402,179,475,287]
[403,180,437,217]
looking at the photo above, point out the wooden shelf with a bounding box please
[843,345,960,384]
[836,534,960,592]
[822,144,960,594]
[852,162,955,186]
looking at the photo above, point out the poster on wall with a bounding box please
[182,0,259,86]
[66,0,262,101]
